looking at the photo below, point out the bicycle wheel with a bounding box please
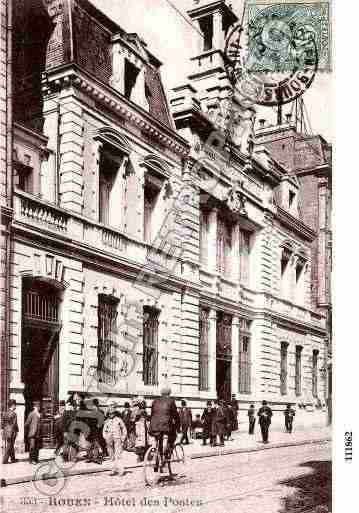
[169,443,186,478]
[143,446,160,487]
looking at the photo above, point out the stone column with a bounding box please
[231,316,240,397]
[208,207,218,273]
[208,308,217,396]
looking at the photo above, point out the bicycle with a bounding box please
[143,433,186,487]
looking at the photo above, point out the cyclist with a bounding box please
[149,386,180,473]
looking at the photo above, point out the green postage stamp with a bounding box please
[246,1,331,72]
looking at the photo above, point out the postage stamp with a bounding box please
[246,2,331,72]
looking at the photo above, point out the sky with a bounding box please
[91,0,332,142]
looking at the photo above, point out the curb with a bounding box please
[1,437,331,487]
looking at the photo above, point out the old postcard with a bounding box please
[0,0,337,512]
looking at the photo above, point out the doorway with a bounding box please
[21,277,62,447]
[216,312,232,402]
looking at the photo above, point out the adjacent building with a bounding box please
[0,0,331,450]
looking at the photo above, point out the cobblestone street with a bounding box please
[1,441,331,513]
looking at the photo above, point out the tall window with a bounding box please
[124,59,140,99]
[99,145,126,226]
[240,230,251,286]
[295,257,305,305]
[295,345,303,396]
[280,342,288,395]
[280,247,291,299]
[15,162,33,193]
[144,175,161,243]
[143,306,159,385]
[97,295,119,384]
[217,216,232,278]
[239,320,251,393]
[199,208,209,266]
[312,349,319,397]
[199,15,213,51]
[199,308,209,391]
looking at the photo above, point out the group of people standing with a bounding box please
[200,398,239,447]
[1,393,296,470]
[247,401,296,443]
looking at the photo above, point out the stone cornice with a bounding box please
[42,64,189,157]
[276,206,317,242]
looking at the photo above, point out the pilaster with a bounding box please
[231,316,240,397]
[208,308,217,396]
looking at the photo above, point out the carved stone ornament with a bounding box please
[226,182,248,216]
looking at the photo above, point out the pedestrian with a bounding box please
[212,400,226,447]
[103,400,127,476]
[1,399,19,464]
[248,404,256,435]
[24,401,42,464]
[201,401,214,446]
[134,406,149,462]
[86,398,105,463]
[179,400,192,445]
[225,402,236,441]
[257,400,273,443]
[121,401,132,434]
[231,394,239,431]
[284,404,295,433]
[54,400,66,457]
[191,414,203,439]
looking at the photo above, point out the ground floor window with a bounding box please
[97,294,119,384]
[199,308,209,391]
[312,349,319,397]
[295,345,303,396]
[143,306,160,385]
[280,342,288,395]
[239,320,251,393]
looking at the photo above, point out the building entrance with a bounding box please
[21,278,62,447]
[216,313,232,402]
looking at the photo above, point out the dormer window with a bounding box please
[124,59,140,100]
[289,190,296,208]
[199,15,213,51]
[15,162,33,193]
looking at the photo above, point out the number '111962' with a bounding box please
[345,432,353,461]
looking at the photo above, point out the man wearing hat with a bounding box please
[24,401,42,464]
[257,400,273,443]
[149,386,180,469]
[1,399,19,464]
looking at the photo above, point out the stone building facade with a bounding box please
[1,0,331,448]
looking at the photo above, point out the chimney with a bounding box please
[258,119,266,128]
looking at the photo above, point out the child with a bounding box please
[103,400,127,476]
[134,407,149,462]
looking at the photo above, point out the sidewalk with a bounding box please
[1,426,331,487]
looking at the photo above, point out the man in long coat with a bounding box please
[1,399,19,464]
[212,400,226,446]
[284,404,296,433]
[201,401,214,446]
[179,400,192,445]
[149,386,180,466]
[24,401,42,464]
[257,400,273,443]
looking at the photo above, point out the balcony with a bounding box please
[264,294,325,328]
[13,190,180,276]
